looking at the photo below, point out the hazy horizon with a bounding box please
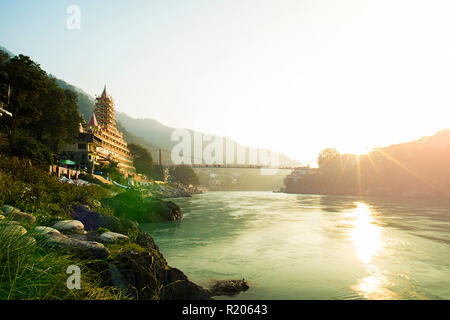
[2,0,450,164]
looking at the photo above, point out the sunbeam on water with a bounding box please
[348,202,383,265]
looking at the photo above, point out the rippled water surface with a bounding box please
[141,192,450,299]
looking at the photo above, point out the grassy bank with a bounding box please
[0,227,123,299]
[0,154,210,300]
[0,154,124,299]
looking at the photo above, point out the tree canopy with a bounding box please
[0,54,82,166]
[169,166,199,186]
[128,143,154,177]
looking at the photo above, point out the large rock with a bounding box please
[99,215,140,235]
[33,226,62,236]
[52,220,85,233]
[1,205,17,215]
[208,279,250,297]
[71,205,140,235]
[1,205,36,224]
[0,224,27,237]
[41,232,110,259]
[0,220,21,226]
[99,231,129,243]
[0,224,35,247]
[163,267,212,300]
[110,249,211,300]
[101,190,183,223]
[135,231,161,253]
[143,198,183,222]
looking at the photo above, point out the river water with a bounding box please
[141,191,450,299]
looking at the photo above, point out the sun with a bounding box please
[354,146,372,156]
[339,145,372,156]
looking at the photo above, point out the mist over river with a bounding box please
[141,192,450,299]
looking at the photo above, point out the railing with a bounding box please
[49,165,80,179]
[167,164,303,170]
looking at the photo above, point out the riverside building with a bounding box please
[62,86,136,177]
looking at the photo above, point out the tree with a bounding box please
[8,133,53,167]
[0,50,9,67]
[95,160,126,184]
[318,148,341,171]
[1,55,48,143]
[0,54,82,165]
[31,80,82,153]
[169,166,199,186]
[128,143,153,177]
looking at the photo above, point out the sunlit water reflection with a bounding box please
[348,202,383,265]
[142,192,450,299]
[346,203,396,299]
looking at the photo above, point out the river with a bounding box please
[141,191,450,299]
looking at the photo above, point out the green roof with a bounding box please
[60,159,77,165]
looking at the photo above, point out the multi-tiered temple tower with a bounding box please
[87,86,135,175]
[62,86,135,177]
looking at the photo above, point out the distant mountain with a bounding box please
[116,112,301,167]
[52,78,95,122]
[116,122,172,164]
[116,113,175,151]
[0,44,300,167]
[0,46,14,58]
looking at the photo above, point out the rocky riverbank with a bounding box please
[0,203,211,300]
[144,182,204,198]
[0,155,246,300]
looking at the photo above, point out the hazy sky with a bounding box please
[1,0,450,164]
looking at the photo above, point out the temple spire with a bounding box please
[101,85,108,99]
[88,113,98,127]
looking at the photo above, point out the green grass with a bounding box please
[0,224,126,300]
[0,154,129,300]
[105,242,147,258]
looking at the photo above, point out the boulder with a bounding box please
[52,220,85,233]
[101,190,183,223]
[98,215,140,235]
[163,267,212,300]
[41,232,110,259]
[0,220,21,225]
[17,235,36,246]
[110,249,211,300]
[70,205,102,230]
[99,231,129,243]
[1,205,17,215]
[208,279,250,297]
[1,205,36,224]
[0,224,27,237]
[135,231,161,253]
[108,262,130,293]
[33,226,62,236]
[71,205,140,235]
[143,198,183,222]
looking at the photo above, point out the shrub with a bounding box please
[0,154,109,223]
[8,134,54,167]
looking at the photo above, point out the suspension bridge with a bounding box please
[147,148,303,170]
